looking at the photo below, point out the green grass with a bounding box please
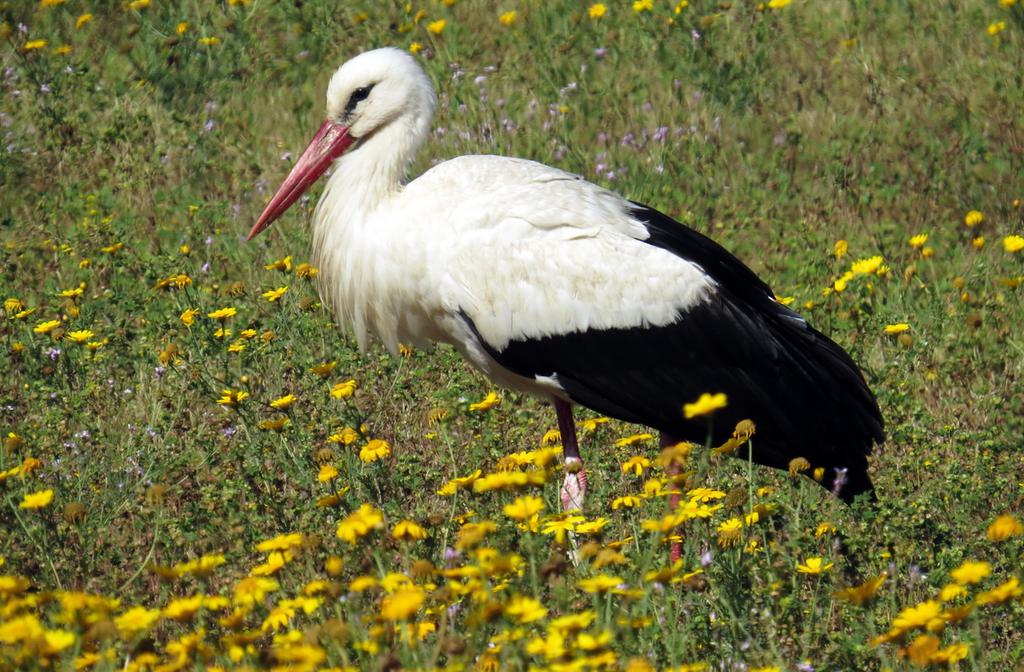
[2,0,1023,670]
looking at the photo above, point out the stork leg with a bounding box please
[661,433,683,563]
[554,398,587,511]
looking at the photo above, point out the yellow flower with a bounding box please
[426,19,446,34]
[987,21,1006,36]
[614,432,653,447]
[588,3,607,19]
[409,41,423,54]
[154,273,192,290]
[216,389,249,407]
[580,416,610,431]
[38,628,74,655]
[392,520,428,541]
[499,10,517,25]
[1003,235,1024,253]
[67,330,94,344]
[359,439,391,463]
[179,308,199,326]
[939,583,967,602]
[834,239,848,258]
[127,0,150,10]
[815,522,837,537]
[974,577,1022,605]
[575,517,608,535]
[683,392,727,419]
[310,361,336,377]
[76,13,93,29]
[930,642,970,665]
[328,426,360,444]
[336,503,384,544]
[540,428,561,445]
[578,574,625,594]
[473,470,547,492]
[611,495,642,510]
[621,455,652,476]
[972,236,985,250]
[175,554,226,579]
[964,210,984,227]
[834,275,850,293]
[504,495,544,521]
[250,550,292,576]
[33,319,61,334]
[892,600,943,632]
[987,513,1023,541]
[163,594,204,621]
[23,40,48,51]
[330,379,357,399]
[541,515,583,544]
[796,556,833,574]
[256,532,305,552]
[176,22,188,34]
[265,255,292,272]
[262,286,287,302]
[198,36,222,46]
[437,469,482,495]
[19,489,54,509]
[317,464,339,482]
[950,560,991,585]
[717,518,743,547]
[207,307,237,320]
[632,0,653,11]
[505,595,548,623]
[379,587,425,621]
[834,574,886,605]
[908,233,928,249]
[883,323,910,334]
[851,255,884,275]
[115,606,161,636]
[59,284,85,298]
[767,0,791,7]
[269,394,296,410]
[233,576,279,605]
[469,391,501,411]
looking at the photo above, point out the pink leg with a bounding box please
[662,433,682,563]
[555,398,587,511]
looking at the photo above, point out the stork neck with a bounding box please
[322,113,426,215]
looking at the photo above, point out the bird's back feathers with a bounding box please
[460,203,884,501]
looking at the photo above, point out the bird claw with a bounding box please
[560,458,588,512]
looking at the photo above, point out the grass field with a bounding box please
[2,0,1024,669]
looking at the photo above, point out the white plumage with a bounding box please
[249,47,885,509]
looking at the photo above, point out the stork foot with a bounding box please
[560,457,588,512]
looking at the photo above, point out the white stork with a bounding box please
[248,48,884,509]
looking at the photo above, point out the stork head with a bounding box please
[248,47,436,240]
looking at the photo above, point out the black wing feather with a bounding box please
[466,203,885,502]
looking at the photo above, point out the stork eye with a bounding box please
[345,85,374,114]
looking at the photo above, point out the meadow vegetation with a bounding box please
[1,0,1023,669]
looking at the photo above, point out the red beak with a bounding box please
[247,120,355,240]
